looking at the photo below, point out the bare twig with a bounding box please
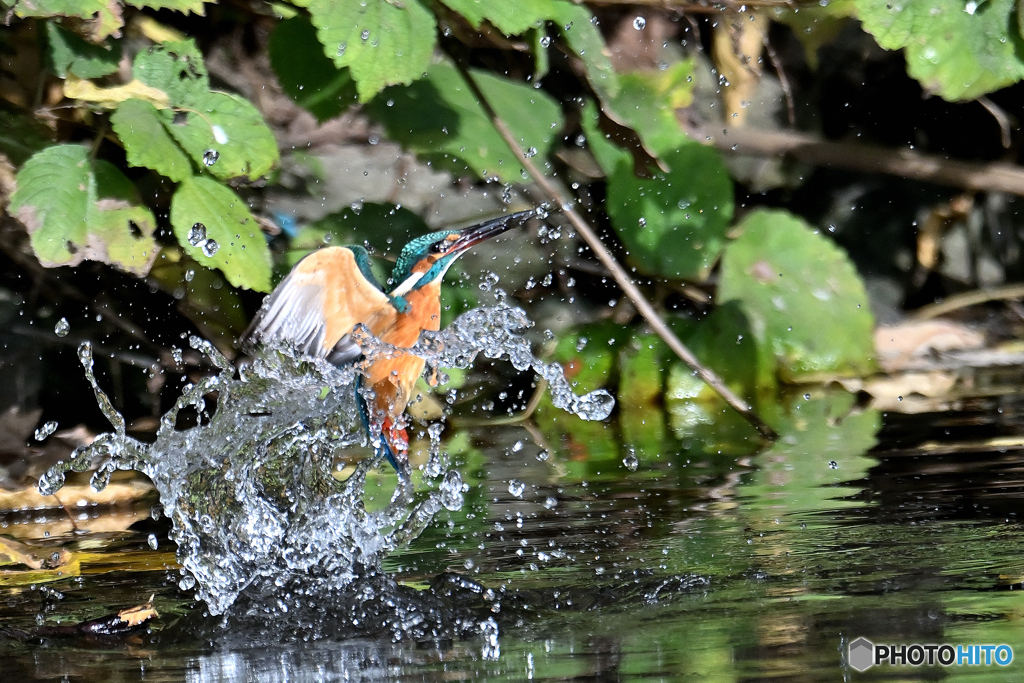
[911,284,1024,322]
[452,60,777,440]
[762,35,795,127]
[978,97,1013,150]
[687,123,1024,196]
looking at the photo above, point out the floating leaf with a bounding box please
[304,0,436,102]
[63,74,170,108]
[46,22,121,79]
[367,63,562,184]
[132,39,209,108]
[606,142,733,280]
[163,91,279,181]
[13,0,123,41]
[718,209,875,380]
[111,98,192,182]
[10,145,158,275]
[169,176,271,291]
[854,0,1024,101]
[269,15,357,122]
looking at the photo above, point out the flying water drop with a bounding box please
[633,16,646,30]
[34,421,58,441]
[54,317,70,338]
[202,149,220,167]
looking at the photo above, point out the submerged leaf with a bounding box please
[718,209,875,380]
[170,176,272,292]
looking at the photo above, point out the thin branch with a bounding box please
[451,60,777,441]
[978,96,1013,150]
[911,284,1024,321]
[762,35,795,127]
[686,122,1024,196]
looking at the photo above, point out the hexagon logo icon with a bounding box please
[849,637,875,672]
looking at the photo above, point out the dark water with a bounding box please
[2,383,1024,682]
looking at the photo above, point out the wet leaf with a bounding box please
[855,0,1024,100]
[132,39,209,108]
[439,0,556,34]
[111,98,192,182]
[367,63,563,184]
[303,0,436,102]
[163,91,279,181]
[606,142,733,280]
[10,145,159,275]
[269,15,358,122]
[551,1,620,100]
[46,22,121,79]
[13,0,123,41]
[718,209,875,380]
[169,176,272,292]
[63,74,170,109]
[611,63,695,156]
[128,0,206,13]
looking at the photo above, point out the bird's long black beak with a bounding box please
[446,207,547,255]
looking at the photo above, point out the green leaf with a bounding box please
[163,91,279,181]
[606,142,733,280]
[718,209,875,380]
[111,98,192,182]
[854,0,1024,100]
[366,63,563,184]
[305,0,436,102]
[0,107,53,166]
[550,1,620,100]
[10,145,159,275]
[133,39,209,108]
[13,0,123,40]
[170,176,272,292]
[46,22,121,79]
[612,63,695,156]
[269,15,357,122]
[439,0,557,35]
[125,0,207,13]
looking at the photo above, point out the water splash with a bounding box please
[38,305,613,619]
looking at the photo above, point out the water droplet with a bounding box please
[439,470,464,511]
[54,317,70,337]
[201,239,219,257]
[622,453,639,471]
[188,223,207,246]
[828,460,838,470]
[179,574,196,591]
[202,149,219,166]
[508,479,525,498]
[543,496,558,509]
[148,533,159,550]
[337,42,346,56]
[540,35,551,47]
[34,421,58,441]
[524,147,538,158]
[633,16,646,30]
[361,29,370,41]
[184,269,195,282]
[638,217,647,227]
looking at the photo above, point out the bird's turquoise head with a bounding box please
[387,208,543,298]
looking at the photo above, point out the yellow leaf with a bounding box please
[64,75,170,109]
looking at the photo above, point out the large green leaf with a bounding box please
[269,15,358,122]
[304,0,436,102]
[718,209,875,380]
[169,176,272,292]
[855,0,1024,100]
[367,63,562,183]
[13,0,122,40]
[439,0,556,35]
[606,142,733,280]
[550,0,620,100]
[162,91,279,181]
[133,40,209,108]
[10,145,158,275]
[111,98,193,182]
[46,22,120,79]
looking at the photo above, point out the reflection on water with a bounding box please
[3,373,1024,680]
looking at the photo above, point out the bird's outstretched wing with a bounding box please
[242,246,395,360]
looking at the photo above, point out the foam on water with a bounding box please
[38,305,613,620]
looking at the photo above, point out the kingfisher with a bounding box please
[243,208,543,474]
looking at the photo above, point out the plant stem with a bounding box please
[452,60,778,441]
